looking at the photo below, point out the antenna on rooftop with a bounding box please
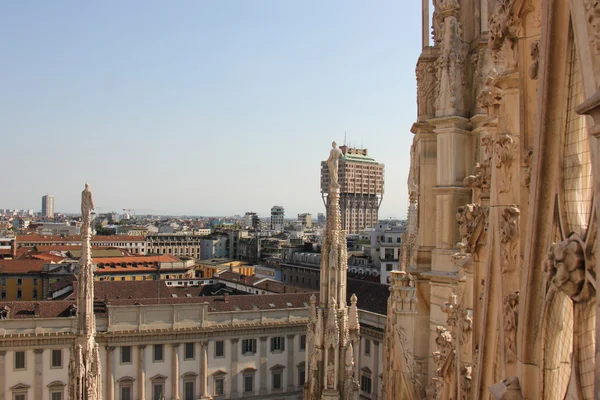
[344,131,347,146]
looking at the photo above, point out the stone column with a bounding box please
[34,349,43,400]
[372,341,380,400]
[172,344,180,400]
[0,351,5,400]
[259,337,268,396]
[199,341,211,399]
[138,345,146,400]
[229,339,239,397]
[286,335,295,390]
[106,346,115,400]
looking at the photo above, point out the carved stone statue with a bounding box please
[327,362,335,389]
[81,183,95,232]
[327,141,344,188]
[81,183,95,218]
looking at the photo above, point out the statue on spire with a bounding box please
[327,141,344,188]
[303,143,360,400]
[68,183,102,400]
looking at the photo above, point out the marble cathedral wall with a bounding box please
[384,0,600,399]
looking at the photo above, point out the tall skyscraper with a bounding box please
[41,194,55,218]
[270,206,284,232]
[320,146,384,234]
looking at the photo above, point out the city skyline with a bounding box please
[1,1,421,219]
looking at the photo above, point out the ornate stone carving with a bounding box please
[495,134,519,193]
[471,48,487,105]
[464,134,494,199]
[456,204,489,255]
[305,144,359,400]
[528,40,540,79]
[543,236,593,302]
[416,56,438,120]
[433,325,455,381]
[488,0,520,69]
[324,298,340,349]
[451,242,473,273]
[499,205,520,273]
[69,184,103,400]
[522,147,534,188]
[460,364,472,400]
[584,0,600,55]
[477,78,503,110]
[461,308,473,347]
[503,291,519,363]
[434,0,466,114]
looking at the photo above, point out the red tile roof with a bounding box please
[0,301,76,319]
[0,259,46,274]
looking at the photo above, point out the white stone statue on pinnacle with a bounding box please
[327,141,344,188]
[81,183,95,231]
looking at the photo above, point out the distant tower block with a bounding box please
[320,146,384,234]
[271,205,285,232]
[42,194,55,218]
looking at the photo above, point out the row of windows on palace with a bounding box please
[7,337,377,400]
[9,336,377,371]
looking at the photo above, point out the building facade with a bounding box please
[297,214,312,228]
[384,0,600,399]
[370,222,404,284]
[200,235,229,260]
[146,233,202,259]
[17,235,148,255]
[320,147,384,234]
[41,195,55,218]
[271,206,285,232]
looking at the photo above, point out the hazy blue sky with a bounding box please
[1,1,421,218]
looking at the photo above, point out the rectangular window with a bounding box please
[51,392,63,400]
[14,351,25,369]
[215,341,225,357]
[361,375,372,393]
[298,368,306,386]
[17,278,22,285]
[17,289,22,299]
[386,264,393,271]
[300,335,306,351]
[32,289,38,299]
[272,371,282,389]
[1,277,5,285]
[51,349,62,368]
[184,343,194,360]
[153,344,163,362]
[121,346,131,364]
[120,386,131,400]
[244,375,254,393]
[153,384,164,400]
[215,378,224,395]
[364,339,371,356]
[1,290,5,299]
[15,395,26,400]
[270,337,285,352]
[33,278,38,285]
[184,381,194,400]
[241,339,256,355]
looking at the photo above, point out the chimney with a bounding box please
[10,238,17,258]
[34,302,41,318]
